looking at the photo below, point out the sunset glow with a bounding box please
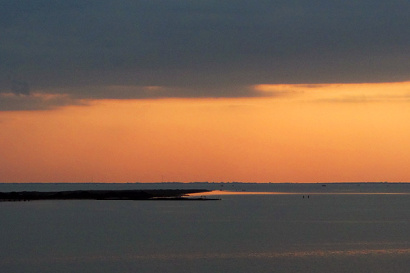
[1,82,410,183]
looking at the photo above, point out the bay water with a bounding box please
[1,183,409,272]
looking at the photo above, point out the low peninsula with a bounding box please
[0,189,216,201]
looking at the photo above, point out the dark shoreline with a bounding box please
[0,189,218,202]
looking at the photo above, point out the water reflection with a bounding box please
[2,248,409,266]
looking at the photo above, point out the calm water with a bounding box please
[0,183,409,272]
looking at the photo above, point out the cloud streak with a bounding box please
[0,92,85,111]
[0,0,409,110]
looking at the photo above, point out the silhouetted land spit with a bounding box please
[0,189,216,201]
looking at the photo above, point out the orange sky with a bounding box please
[1,82,410,183]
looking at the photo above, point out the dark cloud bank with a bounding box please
[0,0,409,110]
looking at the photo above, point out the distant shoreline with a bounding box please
[0,189,218,202]
[0,183,408,196]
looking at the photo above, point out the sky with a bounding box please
[0,1,409,182]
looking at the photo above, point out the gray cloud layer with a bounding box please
[1,0,409,109]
